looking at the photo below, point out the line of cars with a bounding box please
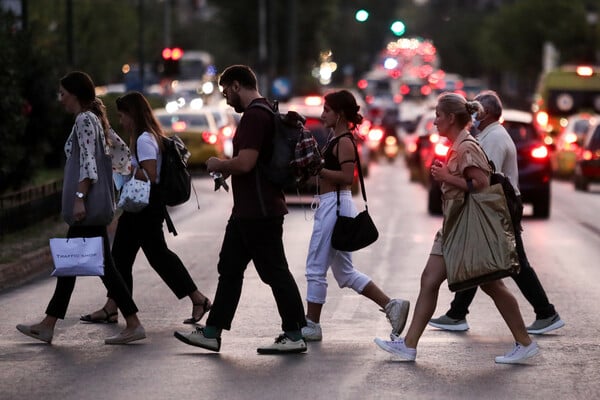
[404,108,553,218]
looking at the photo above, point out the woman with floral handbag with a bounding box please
[80,91,211,326]
[16,71,146,345]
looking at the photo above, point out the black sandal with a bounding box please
[80,307,118,324]
[183,297,212,324]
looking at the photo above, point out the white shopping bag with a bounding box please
[49,237,105,277]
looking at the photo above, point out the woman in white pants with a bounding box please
[301,90,410,342]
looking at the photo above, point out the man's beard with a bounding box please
[228,93,244,113]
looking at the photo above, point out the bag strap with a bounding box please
[335,133,368,216]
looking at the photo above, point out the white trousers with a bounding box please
[305,190,371,304]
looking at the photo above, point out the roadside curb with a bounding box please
[0,246,53,291]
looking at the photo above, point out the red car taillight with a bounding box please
[434,142,450,157]
[202,131,218,144]
[220,125,234,138]
[531,145,549,159]
[367,127,384,143]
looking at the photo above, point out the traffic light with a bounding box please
[162,47,183,77]
[390,20,405,37]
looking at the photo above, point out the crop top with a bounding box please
[322,133,356,170]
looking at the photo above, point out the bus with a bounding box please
[531,65,600,141]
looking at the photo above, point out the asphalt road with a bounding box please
[1,160,600,400]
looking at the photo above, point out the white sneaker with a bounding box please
[301,319,322,341]
[495,342,539,364]
[374,337,416,361]
[383,298,410,336]
[257,334,307,354]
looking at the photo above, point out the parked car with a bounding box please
[426,109,552,218]
[551,113,599,177]
[574,119,600,191]
[154,105,237,168]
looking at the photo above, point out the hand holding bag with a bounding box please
[331,135,379,252]
[49,237,105,276]
[442,183,519,292]
[117,168,151,212]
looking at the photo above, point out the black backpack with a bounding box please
[159,135,196,236]
[249,101,323,188]
[159,135,192,207]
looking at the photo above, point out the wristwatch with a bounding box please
[75,191,85,199]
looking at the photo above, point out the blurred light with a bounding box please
[202,131,218,145]
[434,142,450,157]
[357,79,368,90]
[564,132,578,144]
[221,126,234,138]
[535,111,549,128]
[171,47,183,60]
[190,98,204,109]
[367,126,385,148]
[122,64,131,74]
[582,150,593,160]
[390,20,406,37]
[355,9,369,22]
[172,120,187,132]
[162,48,172,59]
[305,96,323,106]
[384,57,399,70]
[531,145,549,159]
[201,81,214,94]
[165,101,179,113]
[576,66,594,77]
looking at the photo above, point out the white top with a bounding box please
[133,132,162,183]
[476,121,520,195]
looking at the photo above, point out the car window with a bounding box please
[157,113,211,130]
[503,121,538,143]
[211,111,226,127]
[572,119,591,135]
[588,126,600,151]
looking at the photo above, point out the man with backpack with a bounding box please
[429,90,564,335]
[174,65,308,354]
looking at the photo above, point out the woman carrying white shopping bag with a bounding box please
[16,71,146,345]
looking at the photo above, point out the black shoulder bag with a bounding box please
[330,134,379,252]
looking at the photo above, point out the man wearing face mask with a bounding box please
[429,90,564,335]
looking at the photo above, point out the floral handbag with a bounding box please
[117,168,151,212]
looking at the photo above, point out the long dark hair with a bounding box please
[116,92,165,154]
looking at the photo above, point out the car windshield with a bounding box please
[571,119,591,136]
[503,121,539,143]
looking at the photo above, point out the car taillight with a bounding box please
[564,132,578,144]
[531,145,549,159]
[535,111,549,128]
[202,131,218,144]
[406,141,417,153]
[357,120,372,139]
[221,125,234,138]
[434,142,449,157]
[583,150,593,161]
[429,133,440,144]
[172,121,187,132]
[368,127,384,143]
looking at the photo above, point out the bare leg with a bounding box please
[404,255,446,349]
[480,280,532,346]
[360,281,391,309]
[306,301,324,323]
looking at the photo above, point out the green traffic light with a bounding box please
[355,9,369,22]
[391,20,405,36]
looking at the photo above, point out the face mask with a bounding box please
[471,113,481,130]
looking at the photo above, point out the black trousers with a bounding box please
[446,202,556,320]
[108,184,197,300]
[206,216,306,332]
[46,224,138,319]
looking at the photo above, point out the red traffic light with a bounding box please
[162,47,184,60]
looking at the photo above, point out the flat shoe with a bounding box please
[16,324,53,344]
[105,325,146,345]
[80,307,118,324]
[183,297,211,324]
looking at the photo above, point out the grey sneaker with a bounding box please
[257,334,307,354]
[428,314,469,331]
[526,313,565,335]
[383,299,410,336]
[16,323,53,344]
[301,319,322,341]
[374,337,416,361]
[174,326,221,352]
[495,342,539,364]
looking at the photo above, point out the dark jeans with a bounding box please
[109,184,197,299]
[446,203,556,320]
[206,216,307,332]
[46,224,138,319]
